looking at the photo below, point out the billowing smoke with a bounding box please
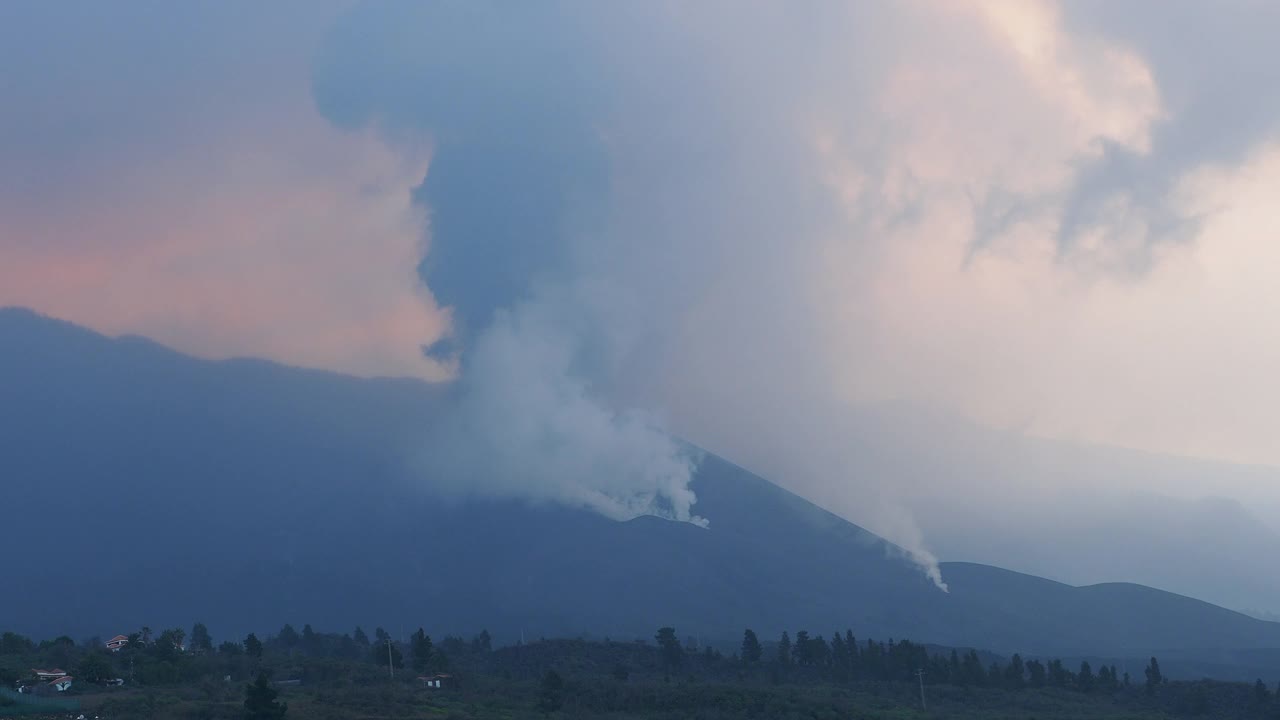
[311,1,1280,593]
[313,2,711,527]
[308,0,966,580]
[423,289,706,526]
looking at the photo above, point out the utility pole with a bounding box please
[386,638,395,680]
[916,668,927,710]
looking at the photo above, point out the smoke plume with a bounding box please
[312,0,1280,591]
[424,290,706,526]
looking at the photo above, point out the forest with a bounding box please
[2,623,1278,719]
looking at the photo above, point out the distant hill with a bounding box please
[2,307,1278,680]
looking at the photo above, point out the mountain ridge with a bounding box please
[1,306,1277,680]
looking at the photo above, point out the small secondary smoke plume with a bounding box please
[878,503,949,593]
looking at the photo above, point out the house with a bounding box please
[417,673,454,689]
[18,675,73,696]
[106,635,130,652]
[50,676,73,692]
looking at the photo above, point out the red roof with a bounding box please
[108,635,129,642]
[49,676,73,685]
[32,668,67,677]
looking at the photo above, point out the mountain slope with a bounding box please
[2,307,1277,679]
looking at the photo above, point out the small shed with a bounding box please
[417,673,454,689]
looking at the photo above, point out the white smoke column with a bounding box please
[874,502,949,592]
[426,293,707,527]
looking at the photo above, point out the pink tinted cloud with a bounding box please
[0,86,449,380]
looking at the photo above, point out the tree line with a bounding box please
[4,623,1280,719]
[723,626,1168,695]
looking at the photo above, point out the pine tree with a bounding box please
[1255,678,1271,704]
[971,650,989,686]
[814,635,831,667]
[244,671,287,720]
[830,631,848,676]
[1077,661,1094,692]
[866,640,886,680]
[538,670,564,714]
[277,624,300,650]
[373,637,402,669]
[845,631,859,676]
[1047,659,1068,688]
[411,629,434,672]
[777,632,792,666]
[244,633,263,660]
[794,631,811,666]
[655,627,682,679]
[1027,659,1046,688]
[1097,664,1114,690]
[191,623,213,654]
[1145,656,1163,695]
[1005,653,1025,688]
[740,629,762,665]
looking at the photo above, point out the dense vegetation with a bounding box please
[3,624,1278,719]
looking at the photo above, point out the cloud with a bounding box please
[7,0,1280,594]
[310,0,1280,585]
[0,1,450,380]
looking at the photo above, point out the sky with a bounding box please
[2,1,1279,607]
